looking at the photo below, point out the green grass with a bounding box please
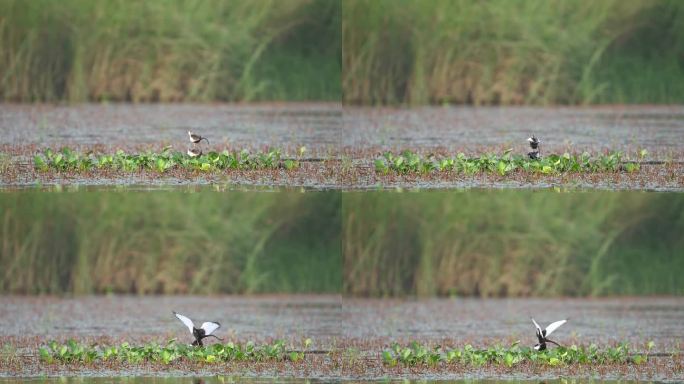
[342,0,684,105]
[33,147,302,173]
[374,150,647,175]
[342,191,684,297]
[2,189,682,297]
[0,190,341,295]
[0,0,340,102]
[4,0,682,104]
[39,339,311,365]
[382,341,656,367]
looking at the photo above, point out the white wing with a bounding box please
[531,318,543,333]
[544,319,567,336]
[174,311,194,333]
[200,321,220,335]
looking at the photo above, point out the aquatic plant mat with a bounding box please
[1,296,683,380]
[3,145,683,190]
[1,338,681,380]
[1,104,683,190]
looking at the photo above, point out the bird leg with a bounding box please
[205,334,224,342]
[545,339,562,348]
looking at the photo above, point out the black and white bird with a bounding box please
[173,311,222,346]
[532,318,567,351]
[527,135,541,159]
[188,131,210,145]
[187,147,202,157]
[528,135,540,150]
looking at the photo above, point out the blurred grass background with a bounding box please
[4,0,683,105]
[0,0,340,102]
[343,191,684,297]
[0,191,341,294]
[342,0,684,105]
[2,190,682,296]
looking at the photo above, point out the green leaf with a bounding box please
[39,347,52,362]
[504,353,514,367]
[284,159,298,170]
[374,159,388,174]
[34,155,48,171]
[382,350,397,366]
[497,161,507,176]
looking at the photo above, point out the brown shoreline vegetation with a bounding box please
[1,336,682,380]
[1,144,683,190]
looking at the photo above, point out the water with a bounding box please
[343,106,684,158]
[1,104,683,189]
[0,104,342,154]
[1,296,683,348]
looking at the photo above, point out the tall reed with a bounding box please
[342,191,684,297]
[0,191,341,294]
[342,0,684,105]
[0,0,341,102]
[2,190,681,296]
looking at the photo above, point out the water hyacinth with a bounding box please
[381,341,653,367]
[39,339,309,365]
[33,147,300,173]
[374,150,647,175]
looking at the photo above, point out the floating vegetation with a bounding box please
[374,150,649,175]
[39,339,311,365]
[33,147,300,173]
[382,341,654,367]
[37,339,659,368]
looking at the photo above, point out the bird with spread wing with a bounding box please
[173,311,223,347]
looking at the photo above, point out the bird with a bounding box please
[532,318,567,351]
[527,135,540,150]
[173,311,222,347]
[187,148,202,157]
[527,135,541,159]
[188,131,210,145]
